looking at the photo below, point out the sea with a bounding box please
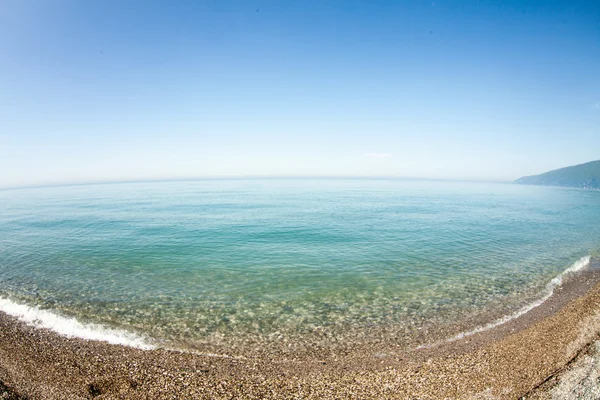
[0,179,599,353]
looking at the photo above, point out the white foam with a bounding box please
[0,297,155,350]
[417,255,592,349]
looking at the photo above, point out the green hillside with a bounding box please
[514,160,600,189]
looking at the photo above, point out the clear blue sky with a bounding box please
[1,0,599,187]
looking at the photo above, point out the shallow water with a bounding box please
[0,180,599,350]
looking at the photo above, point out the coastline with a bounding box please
[1,269,600,398]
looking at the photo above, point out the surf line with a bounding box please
[415,255,591,350]
[0,297,155,350]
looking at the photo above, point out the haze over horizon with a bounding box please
[1,1,599,188]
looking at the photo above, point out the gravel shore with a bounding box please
[1,270,600,399]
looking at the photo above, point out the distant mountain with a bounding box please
[514,160,600,189]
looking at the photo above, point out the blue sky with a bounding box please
[1,0,599,187]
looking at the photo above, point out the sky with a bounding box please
[1,0,599,187]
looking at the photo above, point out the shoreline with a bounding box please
[1,268,600,398]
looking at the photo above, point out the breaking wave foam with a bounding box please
[0,297,154,350]
[418,255,592,349]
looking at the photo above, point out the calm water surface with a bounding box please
[0,180,599,350]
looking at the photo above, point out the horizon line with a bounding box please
[0,176,514,191]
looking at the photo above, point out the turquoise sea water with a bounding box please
[0,180,599,351]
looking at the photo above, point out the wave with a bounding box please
[0,297,154,350]
[417,255,592,349]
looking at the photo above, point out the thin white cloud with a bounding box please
[591,102,600,109]
[365,153,391,158]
